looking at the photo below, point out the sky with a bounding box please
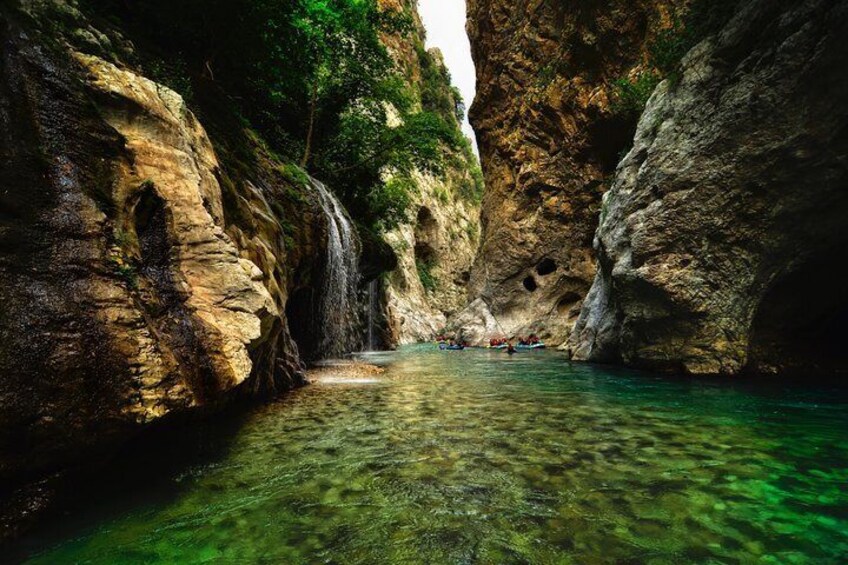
[416,0,478,151]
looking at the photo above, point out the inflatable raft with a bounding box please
[515,343,546,350]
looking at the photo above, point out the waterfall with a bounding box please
[309,178,361,358]
[367,279,378,351]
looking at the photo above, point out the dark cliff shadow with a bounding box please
[1,398,267,563]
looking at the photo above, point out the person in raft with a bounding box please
[507,342,516,355]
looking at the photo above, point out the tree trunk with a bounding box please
[301,81,318,168]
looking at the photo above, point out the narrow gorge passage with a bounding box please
[2,0,848,559]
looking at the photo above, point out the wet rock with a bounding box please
[0,6,311,538]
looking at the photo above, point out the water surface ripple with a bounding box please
[16,346,848,563]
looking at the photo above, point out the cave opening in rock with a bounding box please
[415,206,438,238]
[747,251,848,375]
[523,276,538,292]
[536,258,557,276]
[416,205,435,225]
[582,113,639,173]
[285,287,319,362]
[413,206,439,270]
[415,241,436,264]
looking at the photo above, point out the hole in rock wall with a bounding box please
[415,206,438,241]
[583,112,639,173]
[135,186,170,284]
[417,206,436,227]
[523,276,538,292]
[747,250,848,375]
[536,258,557,276]
[415,241,437,264]
[414,206,439,264]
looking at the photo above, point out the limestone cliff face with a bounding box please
[384,170,480,343]
[0,2,336,536]
[464,0,682,345]
[570,0,848,375]
[379,0,482,344]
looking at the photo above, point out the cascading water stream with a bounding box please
[309,178,361,358]
[367,279,378,351]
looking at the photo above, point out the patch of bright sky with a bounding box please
[416,0,478,152]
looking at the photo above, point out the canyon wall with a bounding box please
[380,0,483,344]
[0,1,346,537]
[463,0,683,345]
[0,0,476,537]
[570,0,848,375]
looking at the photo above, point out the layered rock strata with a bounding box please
[0,3,336,537]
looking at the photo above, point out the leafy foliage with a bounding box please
[612,73,661,116]
[85,0,465,230]
[416,45,465,126]
[416,259,438,293]
[368,177,416,231]
[612,0,738,114]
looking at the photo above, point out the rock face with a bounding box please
[379,0,483,344]
[464,0,682,345]
[78,53,279,402]
[570,0,848,375]
[0,3,339,537]
[385,170,480,344]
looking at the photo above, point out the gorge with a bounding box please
[1,0,847,559]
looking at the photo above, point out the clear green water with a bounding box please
[13,346,848,564]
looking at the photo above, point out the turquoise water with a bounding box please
[12,346,848,563]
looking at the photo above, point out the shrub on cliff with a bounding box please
[83,0,460,231]
[613,0,739,113]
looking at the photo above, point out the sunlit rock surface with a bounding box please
[77,53,278,405]
[0,6,313,537]
[379,1,482,344]
[385,170,480,344]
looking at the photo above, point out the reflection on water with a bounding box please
[14,346,848,563]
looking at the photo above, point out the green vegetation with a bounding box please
[452,137,485,205]
[611,73,661,115]
[146,59,193,101]
[370,177,416,231]
[112,260,139,290]
[416,259,438,293]
[612,0,738,114]
[279,163,310,190]
[108,227,139,289]
[86,0,470,231]
[416,45,465,126]
[464,221,479,241]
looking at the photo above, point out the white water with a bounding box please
[310,178,361,358]
[367,279,379,351]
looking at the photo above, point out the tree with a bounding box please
[86,0,462,230]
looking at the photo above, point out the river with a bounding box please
[13,346,848,563]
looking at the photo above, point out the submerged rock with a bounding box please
[570,0,848,375]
